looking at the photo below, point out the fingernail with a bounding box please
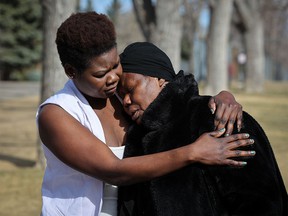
[224,133,230,137]
[244,133,250,138]
[249,151,256,155]
[249,139,254,144]
[218,128,225,132]
[237,125,241,132]
[241,161,247,166]
[210,109,215,114]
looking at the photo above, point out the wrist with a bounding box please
[184,144,197,164]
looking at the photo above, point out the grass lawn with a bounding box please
[0,96,43,216]
[235,81,288,186]
[0,81,287,216]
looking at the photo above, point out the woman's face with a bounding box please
[72,47,122,98]
[118,73,165,124]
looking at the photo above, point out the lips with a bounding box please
[131,110,140,121]
[105,85,117,94]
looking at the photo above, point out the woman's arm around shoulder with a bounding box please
[38,104,254,186]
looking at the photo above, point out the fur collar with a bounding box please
[141,74,199,130]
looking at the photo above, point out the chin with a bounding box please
[135,117,142,125]
[105,91,116,98]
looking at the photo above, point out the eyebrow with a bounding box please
[95,60,120,74]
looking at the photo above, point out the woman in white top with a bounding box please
[37,12,253,216]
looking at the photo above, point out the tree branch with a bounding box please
[234,0,252,29]
[132,0,150,41]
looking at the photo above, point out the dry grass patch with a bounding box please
[0,96,42,216]
[0,169,43,216]
[235,81,288,187]
[0,81,287,216]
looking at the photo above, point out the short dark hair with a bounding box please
[56,12,117,73]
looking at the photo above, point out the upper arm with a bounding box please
[37,104,119,181]
[37,104,196,186]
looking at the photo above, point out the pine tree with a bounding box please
[0,0,42,80]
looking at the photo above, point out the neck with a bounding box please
[81,93,109,110]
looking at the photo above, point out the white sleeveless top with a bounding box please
[37,80,125,216]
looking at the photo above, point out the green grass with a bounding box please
[0,81,287,216]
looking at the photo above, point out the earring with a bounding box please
[68,74,75,79]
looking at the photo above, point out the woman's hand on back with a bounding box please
[209,91,243,136]
[191,128,255,167]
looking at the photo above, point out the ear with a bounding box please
[64,64,77,79]
[158,78,168,88]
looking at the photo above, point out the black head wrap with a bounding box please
[120,42,177,81]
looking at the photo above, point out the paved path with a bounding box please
[0,81,40,100]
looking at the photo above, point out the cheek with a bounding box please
[145,88,160,106]
[131,92,147,109]
[86,78,100,89]
[84,79,106,97]
[137,87,160,110]
[139,94,155,110]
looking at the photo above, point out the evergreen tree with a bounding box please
[0,0,42,80]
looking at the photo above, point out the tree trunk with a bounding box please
[36,0,77,168]
[133,0,183,73]
[244,19,264,92]
[205,0,232,94]
[41,0,77,101]
[235,0,265,93]
[183,0,204,75]
[153,0,182,73]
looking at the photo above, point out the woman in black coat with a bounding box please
[117,42,288,216]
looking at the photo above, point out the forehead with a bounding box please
[121,73,145,86]
[89,47,119,67]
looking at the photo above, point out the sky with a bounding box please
[81,0,132,14]
[81,0,209,28]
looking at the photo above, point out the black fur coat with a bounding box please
[118,74,288,216]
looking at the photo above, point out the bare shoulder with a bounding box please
[38,103,76,128]
[38,104,117,178]
[38,103,101,150]
[38,104,79,142]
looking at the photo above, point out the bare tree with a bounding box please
[182,0,204,75]
[41,0,77,101]
[205,0,233,94]
[234,0,265,92]
[37,0,77,168]
[132,0,156,42]
[263,0,288,80]
[107,0,121,25]
[132,0,183,72]
[154,0,183,72]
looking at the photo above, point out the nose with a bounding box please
[123,94,131,107]
[107,71,118,85]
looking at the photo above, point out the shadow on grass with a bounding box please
[0,153,35,167]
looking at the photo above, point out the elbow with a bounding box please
[90,161,137,186]
[100,175,134,186]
